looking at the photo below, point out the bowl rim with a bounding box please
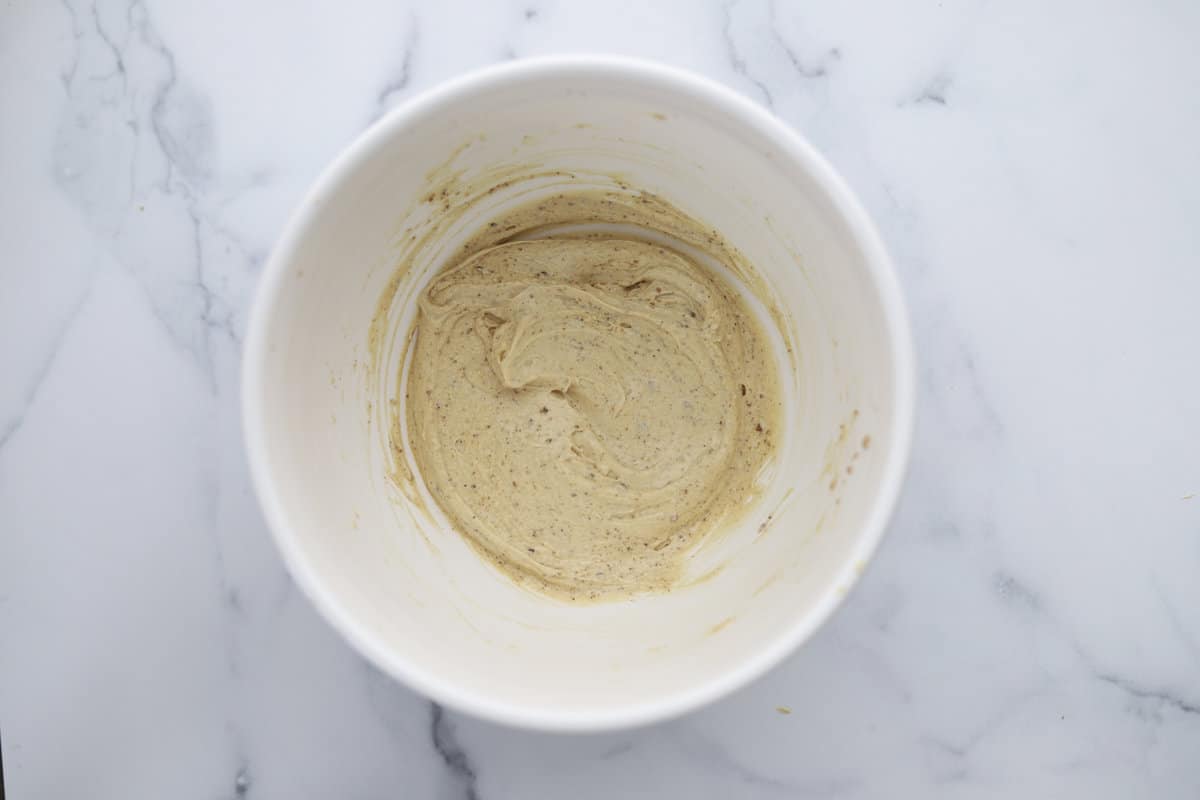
[242,54,916,732]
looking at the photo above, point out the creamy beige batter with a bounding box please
[401,193,781,602]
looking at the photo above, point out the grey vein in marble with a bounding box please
[767,0,839,80]
[432,704,480,800]
[0,277,93,453]
[370,12,420,124]
[721,0,776,107]
[905,73,952,107]
[54,0,250,388]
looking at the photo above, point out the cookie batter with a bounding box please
[403,199,781,601]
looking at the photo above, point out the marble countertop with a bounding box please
[3,0,1199,796]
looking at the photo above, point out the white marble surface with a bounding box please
[2,0,1199,796]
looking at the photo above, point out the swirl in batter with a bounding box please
[405,214,780,601]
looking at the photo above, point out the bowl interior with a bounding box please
[245,59,910,729]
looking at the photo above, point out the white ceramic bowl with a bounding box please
[243,56,914,731]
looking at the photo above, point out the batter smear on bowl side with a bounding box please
[402,193,782,601]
